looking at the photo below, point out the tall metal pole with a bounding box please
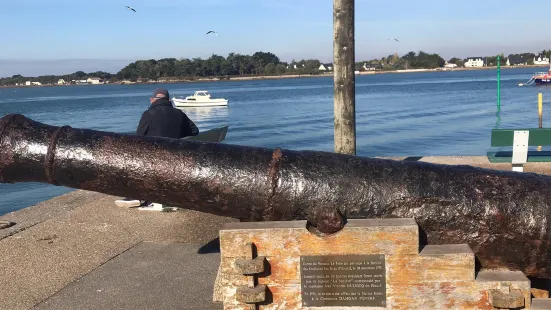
[333,0,356,155]
[539,93,543,128]
[494,55,501,129]
[497,55,501,111]
[538,92,543,151]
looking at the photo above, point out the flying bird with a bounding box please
[388,37,399,42]
[206,31,219,37]
[125,6,136,12]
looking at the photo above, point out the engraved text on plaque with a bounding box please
[300,254,386,307]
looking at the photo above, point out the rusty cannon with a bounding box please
[1,114,551,279]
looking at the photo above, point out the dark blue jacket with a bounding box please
[136,99,199,138]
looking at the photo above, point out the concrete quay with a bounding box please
[1,155,551,309]
[0,190,236,310]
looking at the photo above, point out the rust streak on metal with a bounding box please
[0,114,18,183]
[0,114,16,142]
[44,125,70,186]
[265,148,283,220]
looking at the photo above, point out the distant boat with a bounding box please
[534,70,551,85]
[172,90,229,107]
[523,62,551,85]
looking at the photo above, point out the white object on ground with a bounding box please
[115,199,142,208]
[138,203,178,212]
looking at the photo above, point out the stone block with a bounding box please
[489,289,525,309]
[234,256,266,275]
[533,288,550,299]
[476,270,531,292]
[533,298,551,310]
[213,265,224,302]
[235,285,267,304]
[476,270,531,309]
[388,244,475,283]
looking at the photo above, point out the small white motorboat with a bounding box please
[172,90,228,107]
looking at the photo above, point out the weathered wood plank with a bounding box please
[333,0,356,155]
[218,252,475,287]
[221,281,530,310]
[217,221,532,309]
[219,221,419,258]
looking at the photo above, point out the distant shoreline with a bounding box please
[2,64,546,89]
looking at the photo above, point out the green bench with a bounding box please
[487,128,551,172]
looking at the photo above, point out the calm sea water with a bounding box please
[0,67,549,215]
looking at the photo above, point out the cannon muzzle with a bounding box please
[2,114,551,279]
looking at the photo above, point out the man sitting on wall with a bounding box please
[137,87,199,138]
[115,88,199,209]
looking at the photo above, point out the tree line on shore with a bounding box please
[1,49,549,86]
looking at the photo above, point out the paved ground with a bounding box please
[32,242,223,310]
[2,156,551,309]
[0,190,235,310]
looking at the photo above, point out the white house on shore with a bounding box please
[444,62,458,68]
[319,63,333,71]
[87,77,102,84]
[362,63,378,71]
[57,79,66,85]
[506,55,527,66]
[464,57,485,67]
[287,64,303,69]
[534,54,550,65]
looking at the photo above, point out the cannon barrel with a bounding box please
[1,114,551,279]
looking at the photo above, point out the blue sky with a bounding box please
[1,0,550,76]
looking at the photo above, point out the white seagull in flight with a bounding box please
[125,6,136,12]
[206,31,219,37]
[388,37,399,42]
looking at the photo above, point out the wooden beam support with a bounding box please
[333,0,356,155]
